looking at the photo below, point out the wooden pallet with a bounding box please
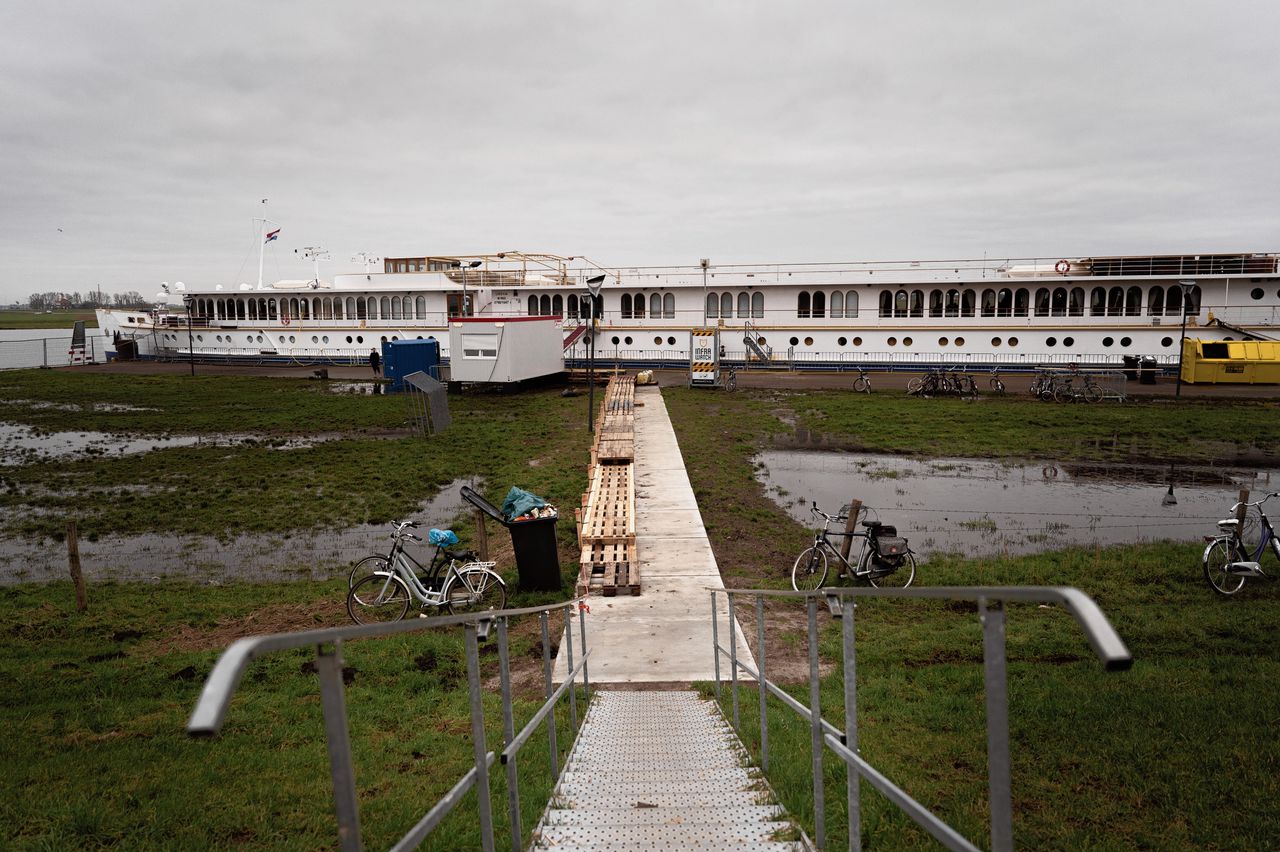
[577,376,641,596]
[580,540,639,596]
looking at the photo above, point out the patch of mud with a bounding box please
[149,601,349,654]
[0,422,341,465]
[0,477,482,584]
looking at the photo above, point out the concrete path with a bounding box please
[533,691,804,850]
[556,386,755,683]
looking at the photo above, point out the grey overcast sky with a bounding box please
[2,1,1278,302]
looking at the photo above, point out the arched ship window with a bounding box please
[1091,287,1107,316]
[567,295,579,319]
[313,298,322,319]
[981,289,996,317]
[237,300,246,320]
[662,293,675,318]
[379,296,390,319]
[621,293,634,319]
[944,289,960,317]
[1069,287,1085,316]
[961,290,976,317]
[1147,286,1165,316]
[1125,286,1142,316]
[997,289,1012,317]
[798,291,811,318]
[738,292,750,318]
[540,295,552,315]
[414,296,425,318]
[528,295,539,316]
[1014,289,1029,317]
[845,291,858,318]
[830,291,843,317]
[1107,286,1124,316]
[334,299,344,320]
[321,298,332,320]
[879,291,892,318]
[650,293,662,317]
[1050,287,1067,316]
[721,292,733,318]
[909,290,923,317]
[552,295,563,316]
[811,291,825,318]
[633,293,644,319]
[248,300,258,321]
[365,296,376,319]
[354,299,365,320]
[391,297,401,320]
[752,291,765,318]
[894,290,909,317]
[706,293,718,319]
[929,290,943,318]
[1184,284,1202,315]
[269,299,279,320]
[1034,288,1050,317]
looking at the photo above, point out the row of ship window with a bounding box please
[859,285,1202,319]
[592,334,1176,350]
[190,295,433,322]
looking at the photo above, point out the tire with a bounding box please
[348,554,391,590]
[791,546,829,591]
[347,572,412,624]
[725,373,737,392]
[1083,383,1103,404]
[444,567,508,614]
[906,377,923,395]
[853,376,870,393]
[1053,384,1074,404]
[1203,539,1247,596]
[990,378,1005,395]
[869,550,916,589]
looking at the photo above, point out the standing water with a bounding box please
[755,450,1274,558]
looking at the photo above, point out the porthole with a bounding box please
[938,337,949,347]
[903,337,912,346]
[887,337,898,346]
[789,337,799,346]
[1120,336,1132,347]
[278,336,285,344]
[803,337,813,346]
[611,336,620,345]
[392,335,399,341]
[1251,287,1265,300]
[991,337,1002,347]
[415,336,422,340]
[954,337,965,346]
[428,335,436,341]
[256,335,263,343]
[1008,337,1019,347]
[1063,337,1074,347]
[287,335,294,343]
[311,336,319,344]
[1046,337,1057,347]
[380,336,388,343]
[837,337,847,346]
[654,336,663,345]
[247,335,254,343]
[1102,337,1113,347]
[667,336,676,345]
[624,336,633,345]
[852,337,862,346]
[346,336,353,344]
[356,336,364,344]
[1161,336,1173,347]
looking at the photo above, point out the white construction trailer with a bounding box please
[447,316,565,383]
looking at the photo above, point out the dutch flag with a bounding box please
[265,228,281,244]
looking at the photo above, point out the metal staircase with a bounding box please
[742,321,773,364]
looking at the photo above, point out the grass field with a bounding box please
[0,310,98,329]
[2,374,1277,848]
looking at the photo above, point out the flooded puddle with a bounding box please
[0,422,333,465]
[755,450,1275,559]
[0,478,480,584]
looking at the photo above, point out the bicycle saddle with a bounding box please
[445,548,477,563]
[861,520,883,529]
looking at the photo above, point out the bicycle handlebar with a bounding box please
[809,504,847,524]
[1232,492,1280,510]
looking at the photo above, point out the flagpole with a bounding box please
[257,217,269,290]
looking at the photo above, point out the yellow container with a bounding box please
[1181,338,1280,384]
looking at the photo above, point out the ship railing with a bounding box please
[710,585,1131,852]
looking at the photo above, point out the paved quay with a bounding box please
[556,384,755,684]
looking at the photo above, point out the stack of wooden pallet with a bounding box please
[576,376,640,596]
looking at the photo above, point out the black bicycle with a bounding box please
[791,503,916,591]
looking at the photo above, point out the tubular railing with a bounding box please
[710,585,1131,852]
[187,599,592,852]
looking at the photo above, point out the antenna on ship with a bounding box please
[352,252,381,275]
[255,199,280,290]
[296,246,331,287]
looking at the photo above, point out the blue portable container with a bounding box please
[382,338,441,392]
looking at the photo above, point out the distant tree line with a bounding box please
[26,289,151,310]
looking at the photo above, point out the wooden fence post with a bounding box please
[474,507,489,561]
[839,498,863,562]
[1235,489,1250,541]
[66,520,87,613]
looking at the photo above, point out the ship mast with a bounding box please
[256,199,278,290]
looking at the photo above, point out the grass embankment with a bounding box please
[0,310,98,329]
[664,387,1280,848]
[0,373,590,554]
[0,580,581,850]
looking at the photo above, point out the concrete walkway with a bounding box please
[556,386,755,683]
[533,691,803,850]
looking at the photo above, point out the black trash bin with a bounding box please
[1121,355,1140,381]
[1139,356,1158,385]
[460,485,562,591]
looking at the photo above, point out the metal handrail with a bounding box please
[710,585,1131,852]
[188,599,592,852]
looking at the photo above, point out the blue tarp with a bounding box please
[502,487,546,522]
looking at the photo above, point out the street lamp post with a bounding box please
[456,260,481,317]
[181,294,195,376]
[586,275,605,433]
[700,258,710,325]
[1175,279,1196,399]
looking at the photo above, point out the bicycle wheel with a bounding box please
[725,372,737,392]
[1202,539,1247,596]
[853,376,870,393]
[1237,509,1262,554]
[347,572,412,624]
[444,567,508,614]
[990,378,1006,395]
[791,546,829,591]
[869,551,916,589]
[1083,383,1103,404]
[906,377,923,395]
[347,554,391,590]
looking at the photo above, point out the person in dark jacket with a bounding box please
[369,348,381,376]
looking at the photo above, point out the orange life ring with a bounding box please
[1055,259,1070,274]
[281,314,291,325]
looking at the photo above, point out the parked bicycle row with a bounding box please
[904,367,1006,399]
[1028,367,1126,403]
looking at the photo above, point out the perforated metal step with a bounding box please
[533,691,807,850]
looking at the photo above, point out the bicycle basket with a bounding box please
[428,528,459,546]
